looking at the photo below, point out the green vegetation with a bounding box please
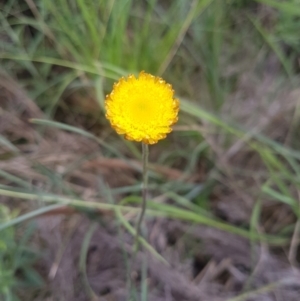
[0,205,43,301]
[1,0,300,300]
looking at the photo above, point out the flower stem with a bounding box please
[128,143,149,298]
[134,142,149,252]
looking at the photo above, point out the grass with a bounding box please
[1,0,300,300]
[0,205,43,301]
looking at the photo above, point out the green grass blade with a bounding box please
[0,204,65,231]
[248,16,292,77]
[0,54,120,79]
[115,208,170,266]
[254,0,300,16]
[29,118,123,158]
[0,170,31,189]
[79,222,99,300]
[0,135,19,153]
[0,188,288,244]
[262,185,296,206]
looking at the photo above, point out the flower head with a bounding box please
[105,71,179,144]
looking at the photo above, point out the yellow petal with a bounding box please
[105,71,180,144]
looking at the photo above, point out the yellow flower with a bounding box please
[105,71,179,144]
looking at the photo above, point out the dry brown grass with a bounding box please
[1,60,300,301]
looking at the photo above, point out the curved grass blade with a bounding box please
[0,188,288,245]
[0,204,65,231]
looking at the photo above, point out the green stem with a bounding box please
[128,143,149,298]
[134,143,149,251]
